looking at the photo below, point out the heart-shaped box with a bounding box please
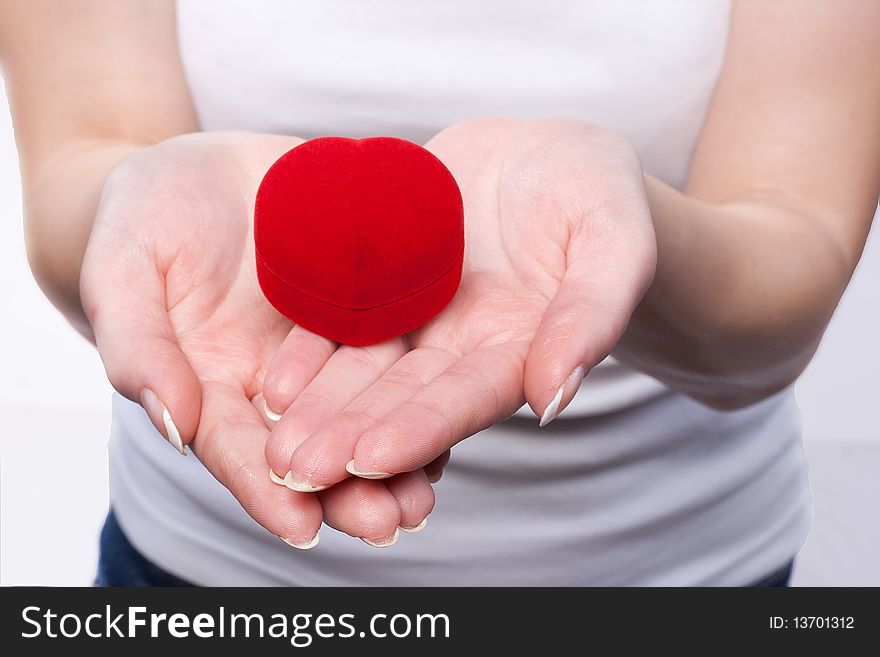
[254,137,464,346]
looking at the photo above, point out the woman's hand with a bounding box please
[264,117,656,488]
[80,132,436,547]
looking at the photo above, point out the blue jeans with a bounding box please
[93,509,793,587]
[93,510,192,587]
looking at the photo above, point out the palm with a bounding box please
[265,118,656,489]
[413,125,564,353]
[148,136,293,393]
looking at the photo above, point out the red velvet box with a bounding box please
[254,137,464,346]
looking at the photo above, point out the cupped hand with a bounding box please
[80,132,435,547]
[264,117,657,492]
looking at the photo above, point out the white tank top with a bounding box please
[109,0,811,585]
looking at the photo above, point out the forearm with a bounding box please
[616,176,871,409]
[1,0,197,336]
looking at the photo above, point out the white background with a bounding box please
[0,77,877,586]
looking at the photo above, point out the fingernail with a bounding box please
[264,399,282,423]
[345,459,391,480]
[539,365,586,427]
[283,471,330,493]
[427,470,443,484]
[268,469,287,486]
[141,389,187,455]
[399,518,428,533]
[361,528,399,548]
[280,532,320,550]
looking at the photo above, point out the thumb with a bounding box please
[81,251,201,455]
[523,199,656,426]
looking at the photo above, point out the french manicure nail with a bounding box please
[361,528,400,548]
[399,518,428,533]
[280,532,320,550]
[269,469,287,486]
[345,459,391,479]
[539,365,586,427]
[264,399,282,423]
[141,389,187,455]
[283,471,330,493]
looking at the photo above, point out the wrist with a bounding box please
[24,140,148,336]
[618,177,849,408]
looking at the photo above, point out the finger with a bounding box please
[385,469,436,532]
[523,195,656,425]
[192,380,324,548]
[250,392,272,429]
[81,251,200,454]
[265,339,408,482]
[349,342,528,476]
[261,325,337,420]
[285,346,458,488]
[318,478,402,547]
[262,388,433,540]
[424,450,451,483]
[251,391,286,434]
